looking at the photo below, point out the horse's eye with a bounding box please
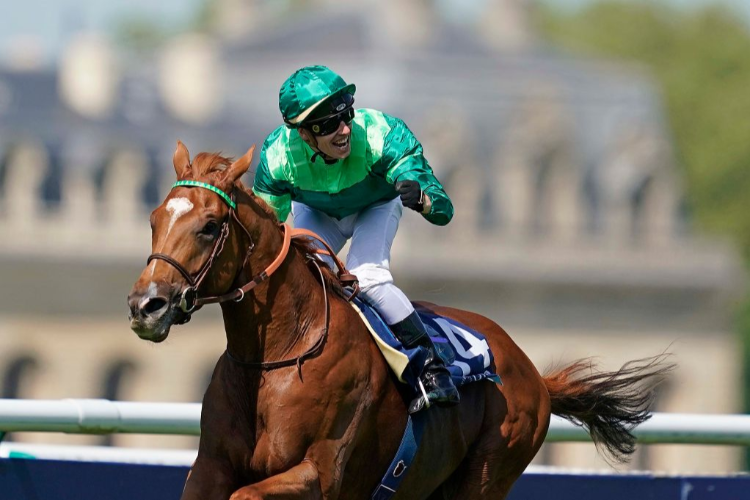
[200,220,219,237]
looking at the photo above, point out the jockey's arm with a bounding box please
[382,118,453,226]
[389,160,453,226]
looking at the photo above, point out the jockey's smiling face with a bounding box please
[297,92,356,162]
[299,116,352,161]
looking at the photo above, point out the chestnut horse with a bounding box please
[128,142,671,500]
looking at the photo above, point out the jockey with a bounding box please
[252,65,459,413]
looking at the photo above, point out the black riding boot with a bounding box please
[389,311,460,413]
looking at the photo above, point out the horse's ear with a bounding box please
[173,140,192,179]
[221,145,255,187]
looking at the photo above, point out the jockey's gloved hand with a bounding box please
[395,181,424,212]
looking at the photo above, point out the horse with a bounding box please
[127,142,673,500]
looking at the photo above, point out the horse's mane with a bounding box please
[192,152,346,299]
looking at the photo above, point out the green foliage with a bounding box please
[538,1,750,261]
[741,295,750,464]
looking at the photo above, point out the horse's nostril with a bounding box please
[141,297,168,316]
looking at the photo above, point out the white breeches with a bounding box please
[291,197,414,324]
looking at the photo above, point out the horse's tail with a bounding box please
[542,353,674,464]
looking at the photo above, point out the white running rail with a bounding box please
[0,399,201,436]
[1,399,749,445]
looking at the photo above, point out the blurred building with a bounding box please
[0,0,745,472]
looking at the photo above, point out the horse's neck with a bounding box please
[221,204,327,365]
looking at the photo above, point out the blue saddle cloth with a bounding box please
[351,298,502,390]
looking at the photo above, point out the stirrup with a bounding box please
[408,379,432,414]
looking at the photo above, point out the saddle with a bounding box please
[349,298,502,392]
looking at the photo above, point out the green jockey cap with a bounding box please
[279,65,356,127]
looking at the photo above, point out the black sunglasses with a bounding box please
[305,106,355,136]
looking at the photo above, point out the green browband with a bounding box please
[172,180,237,210]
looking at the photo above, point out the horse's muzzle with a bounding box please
[128,290,169,320]
[127,283,178,342]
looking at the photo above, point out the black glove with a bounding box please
[395,181,423,212]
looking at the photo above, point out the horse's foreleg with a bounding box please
[180,458,236,500]
[229,460,322,500]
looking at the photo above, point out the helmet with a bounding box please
[279,65,356,127]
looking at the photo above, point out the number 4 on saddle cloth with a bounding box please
[349,297,502,397]
[349,297,502,500]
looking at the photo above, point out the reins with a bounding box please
[147,180,359,374]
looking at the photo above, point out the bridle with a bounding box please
[147,181,255,317]
[147,180,359,373]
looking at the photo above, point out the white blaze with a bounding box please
[166,197,194,236]
[151,197,194,276]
